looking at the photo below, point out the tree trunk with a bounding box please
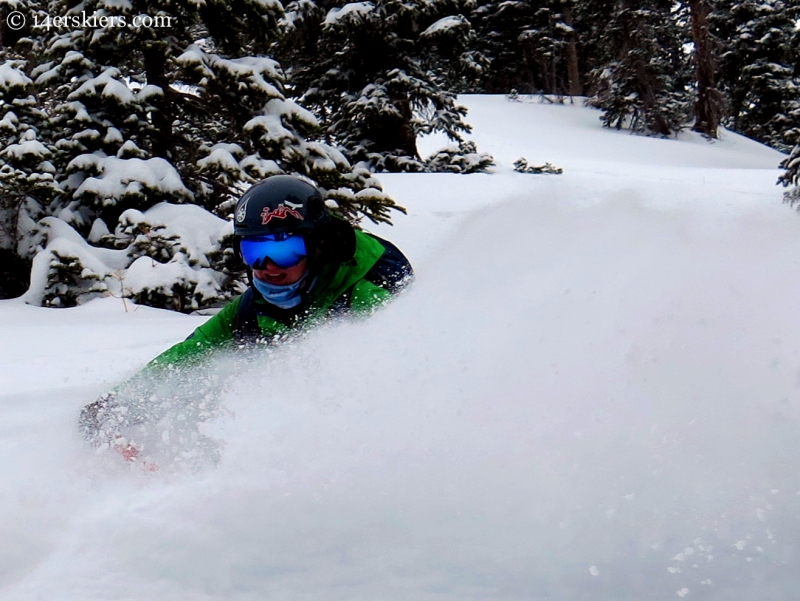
[689,0,721,138]
[562,2,583,96]
[368,98,420,161]
[142,45,175,160]
[0,248,31,299]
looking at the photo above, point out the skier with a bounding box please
[80,175,412,461]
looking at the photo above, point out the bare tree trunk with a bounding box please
[562,2,583,96]
[689,0,721,138]
[142,45,175,160]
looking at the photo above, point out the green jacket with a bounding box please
[147,229,393,369]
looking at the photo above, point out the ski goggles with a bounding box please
[240,232,307,269]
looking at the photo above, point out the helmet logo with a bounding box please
[261,203,304,225]
[236,198,248,223]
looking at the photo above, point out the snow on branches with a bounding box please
[0,0,404,309]
[25,203,244,311]
[779,144,800,208]
[278,0,493,173]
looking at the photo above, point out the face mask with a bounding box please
[252,273,307,309]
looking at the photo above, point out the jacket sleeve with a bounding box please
[349,278,393,312]
[79,297,243,446]
[347,233,412,312]
[146,296,243,369]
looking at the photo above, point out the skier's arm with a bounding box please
[348,235,413,312]
[145,295,243,369]
[350,278,393,312]
[79,296,243,447]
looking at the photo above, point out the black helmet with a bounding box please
[233,175,329,237]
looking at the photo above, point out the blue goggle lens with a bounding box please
[240,233,307,269]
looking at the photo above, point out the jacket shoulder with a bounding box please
[361,233,413,293]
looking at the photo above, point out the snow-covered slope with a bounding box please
[457,94,783,170]
[2,96,799,601]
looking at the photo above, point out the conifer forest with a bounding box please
[0,0,798,308]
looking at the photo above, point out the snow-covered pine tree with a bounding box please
[0,1,59,298]
[582,0,689,136]
[39,0,399,222]
[471,0,581,96]
[2,0,403,309]
[470,0,541,93]
[417,14,488,94]
[278,0,493,173]
[572,0,617,90]
[709,0,800,152]
[779,144,800,207]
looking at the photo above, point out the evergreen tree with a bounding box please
[779,144,800,207]
[417,14,488,94]
[581,0,689,136]
[0,2,57,298]
[470,0,543,93]
[278,0,493,173]
[571,0,617,94]
[0,0,404,308]
[710,0,800,151]
[518,0,581,96]
[470,0,581,96]
[38,0,398,223]
[559,0,583,97]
